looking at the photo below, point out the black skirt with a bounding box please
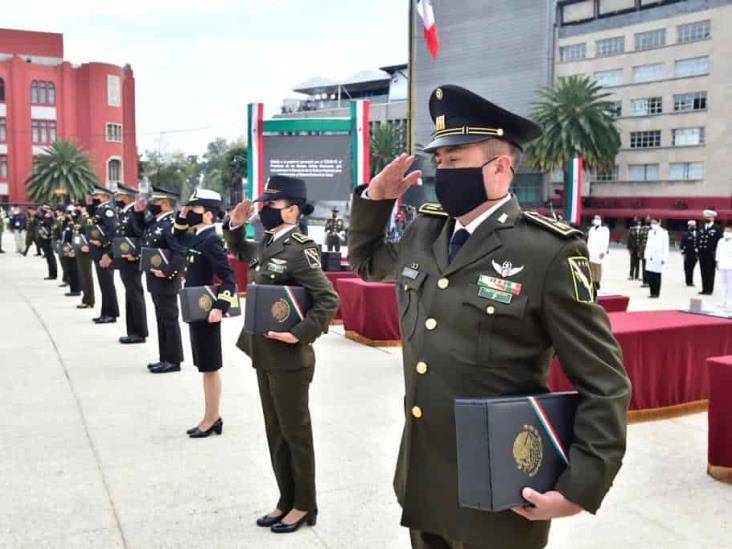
[189,320,222,372]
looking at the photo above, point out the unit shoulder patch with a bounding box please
[291,232,313,244]
[303,247,321,269]
[418,202,449,218]
[523,211,582,238]
[567,256,595,304]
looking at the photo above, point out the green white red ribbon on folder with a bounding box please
[284,286,305,321]
[527,396,569,464]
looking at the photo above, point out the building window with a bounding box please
[633,63,665,83]
[559,43,587,62]
[594,165,619,181]
[30,80,56,105]
[105,123,123,142]
[599,0,635,15]
[108,158,122,183]
[677,20,711,44]
[675,57,710,78]
[0,78,5,102]
[562,0,594,24]
[608,101,622,118]
[107,75,121,107]
[0,117,6,143]
[672,127,705,146]
[673,91,707,112]
[630,97,662,116]
[31,119,57,144]
[0,155,7,179]
[594,69,624,87]
[628,163,660,181]
[634,29,666,51]
[596,36,625,57]
[670,162,704,180]
[630,130,661,149]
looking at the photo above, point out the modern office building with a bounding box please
[555,0,732,224]
[0,28,138,203]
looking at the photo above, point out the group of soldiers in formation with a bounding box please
[623,210,732,305]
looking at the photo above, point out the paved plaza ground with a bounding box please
[0,231,730,548]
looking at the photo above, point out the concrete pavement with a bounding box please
[0,233,730,548]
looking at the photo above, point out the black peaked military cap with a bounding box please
[115,182,138,196]
[254,175,308,204]
[423,85,543,153]
[184,188,223,212]
[92,182,113,195]
[150,185,179,200]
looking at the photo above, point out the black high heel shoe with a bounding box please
[188,418,223,438]
[270,511,317,534]
[256,512,286,527]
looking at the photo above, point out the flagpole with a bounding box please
[408,0,415,155]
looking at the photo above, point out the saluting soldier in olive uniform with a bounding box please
[348,85,631,549]
[132,186,186,374]
[23,205,41,256]
[223,176,339,534]
[88,184,120,324]
[114,183,148,344]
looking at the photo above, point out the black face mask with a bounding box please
[147,204,162,216]
[114,200,126,209]
[259,205,285,231]
[434,157,507,218]
[92,198,102,206]
[186,211,204,226]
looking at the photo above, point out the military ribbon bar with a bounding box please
[478,275,522,296]
[527,396,569,465]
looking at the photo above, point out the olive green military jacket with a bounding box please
[223,221,339,371]
[348,194,631,548]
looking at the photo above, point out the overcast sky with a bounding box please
[3,0,408,156]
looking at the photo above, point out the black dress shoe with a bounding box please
[94,316,116,324]
[188,418,223,438]
[271,512,317,534]
[65,292,81,297]
[58,282,68,287]
[147,361,162,370]
[256,513,286,527]
[119,335,146,344]
[150,361,181,374]
[44,276,56,280]
[77,304,93,309]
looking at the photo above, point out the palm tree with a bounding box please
[26,140,99,202]
[525,75,621,174]
[371,122,406,175]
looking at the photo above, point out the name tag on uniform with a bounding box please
[267,262,286,274]
[478,275,522,296]
[478,287,513,304]
[401,266,419,280]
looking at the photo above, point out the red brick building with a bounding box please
[0,28,138,203]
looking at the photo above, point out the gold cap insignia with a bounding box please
[435,88,444,100]
[513,424,543,477]
[120,242,130,253]
[435,115,446,131]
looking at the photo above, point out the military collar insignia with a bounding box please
[418,202,449,218]
[523,211,582,238]
[292,232,313,244]
[492,259,524,278]
[497,213,508,224]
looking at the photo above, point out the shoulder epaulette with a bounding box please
[523,211,583,238]
[291,232,313,244]
[418,202,449,218]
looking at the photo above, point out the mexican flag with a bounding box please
[416,0,440,60]
[566,157,584,225]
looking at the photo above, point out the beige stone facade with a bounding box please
[555,1,732,204]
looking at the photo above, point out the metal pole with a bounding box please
[407,0,416,155]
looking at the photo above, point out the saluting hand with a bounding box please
[230,199,255,227]
[511,488,582,521]
[265,331,299,344]
[367,153,422,200]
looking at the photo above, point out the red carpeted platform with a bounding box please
[707,355,732,483]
